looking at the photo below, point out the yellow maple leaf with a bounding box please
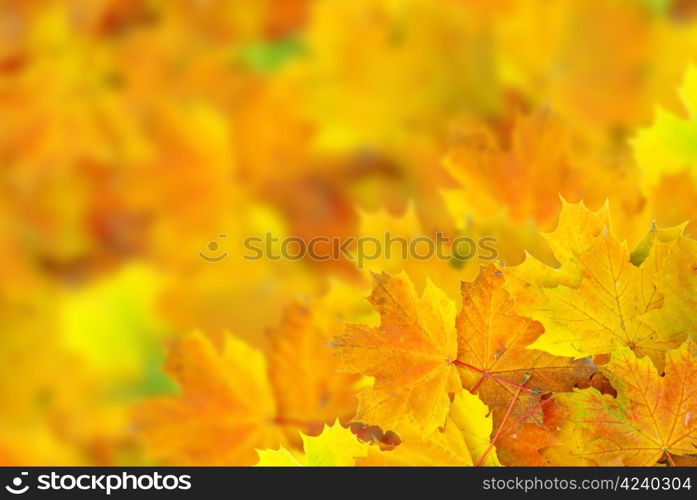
[256,421,369,466]
[542,399,598,466]
[358,418,474,466]
[359,390,500,466]
[505,199,613,293]
[255,447,302,466]
[507,201,680,366]
[449,391,501,467]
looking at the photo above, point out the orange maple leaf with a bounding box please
[136,332,285,465]
[455,265,595,426]
[333,272,462,434]
[137,301,361,465]
[267,302,360,439]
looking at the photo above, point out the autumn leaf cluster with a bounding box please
[1,0,697,467]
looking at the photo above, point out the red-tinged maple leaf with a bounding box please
[455,265,595,427]
[555,341,697,466]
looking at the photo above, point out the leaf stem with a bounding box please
[452,360,534,393]
[498,396,553,437]
[469,375,486,394]
[476,384,523,466]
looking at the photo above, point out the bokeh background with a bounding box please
[1,0,697,465]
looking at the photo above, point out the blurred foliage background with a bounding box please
[1,0,697,465]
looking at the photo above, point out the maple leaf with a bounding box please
[489,392,560,466]
[449,390,501,466]
[504,199,613,293]
[456,265,595,426]
[359,390,501,466]
[266,301,360,437]
[358,418,474,466]
[506,201,680,366]
[641,236,697,346]
[256,421,370,466]
[554,341,697,466]
[136,332,285,465]
[440,113,643,276]
[530,232,663,359]
[254,446,301,466]
[10,0,697,470]
[138,299,363,465]
[332,272,461,434]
